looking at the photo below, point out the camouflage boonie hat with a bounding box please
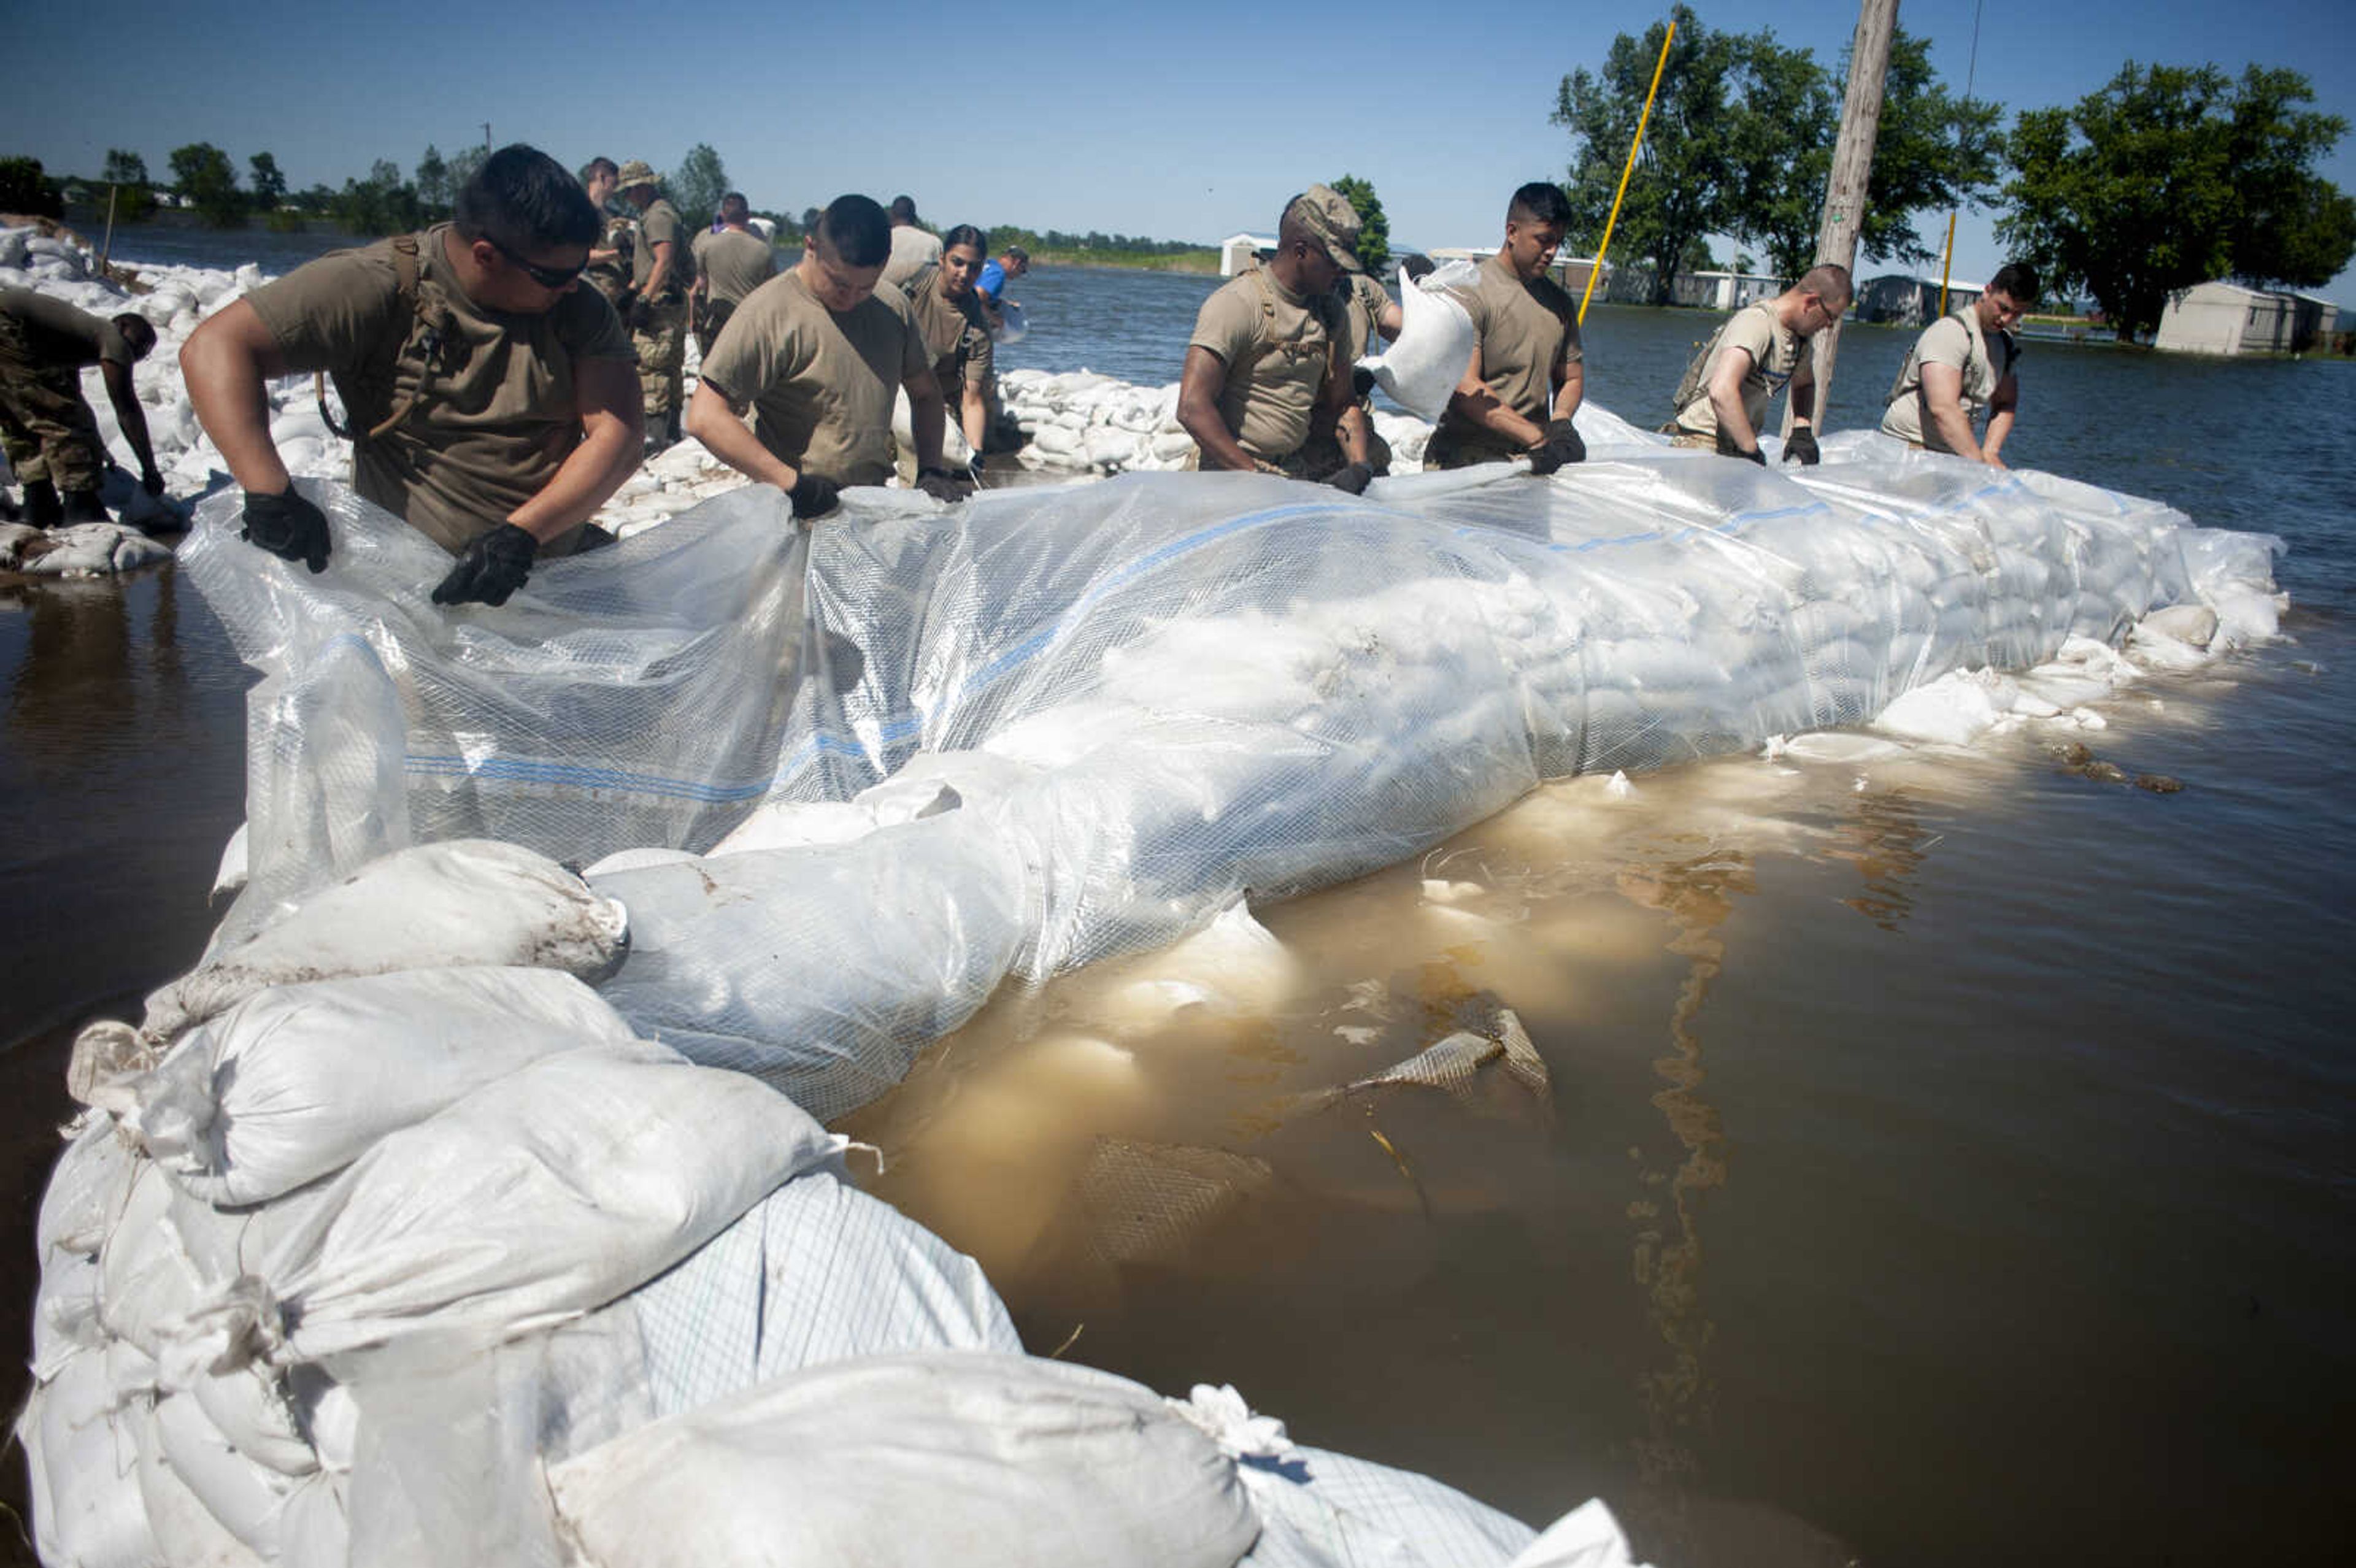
[615,159,660,190]
[1293,184,1365,274]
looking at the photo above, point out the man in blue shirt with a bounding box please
[974,244,1028,324]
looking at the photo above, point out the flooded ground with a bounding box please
[4,251,2351,1564]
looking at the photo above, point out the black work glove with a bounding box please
[1350,366,1377,400]
[788,472,842,520]
[431,523,537,607]
[1526,418,1586,476]
[1400,253,1436,283]
[1715,428,1768,466]
[1325,462,1374,496]
[915,466,970,505]
[240,487,332,574]
[1783,426,1821,466]
[140,466,166,498]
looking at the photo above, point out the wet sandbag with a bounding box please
[547,1351,1261,1568]
[86,967,637,1207]
[158,1040,838,1377]
[71,841,628,1091]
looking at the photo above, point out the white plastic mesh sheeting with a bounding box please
[185,429,2282,1121]
[1240,1445,1541,1568]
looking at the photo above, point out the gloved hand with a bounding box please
[1325,462,1374,496]
[916,466,970,505]
[787,472,842,520]
[1783,426,1821,466]
[140,466,166,498]
[1526,418,1586,476]
[1400,253,1435,283]
[625,294,653,331]
[430,523,538,607]
[240,487,332,574]
[1350,366,1377,400]
[1715,428,1768,466]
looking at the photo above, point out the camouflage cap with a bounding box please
[1292,184,1365,274]
[615,159,660,190]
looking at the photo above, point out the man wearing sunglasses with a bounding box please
[182,143,642,606]
[1664,263,1852,465]
[1881,263,2040,467]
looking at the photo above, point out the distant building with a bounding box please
[1220,233,1276,276]
[1669,270,1785,311]
[2154,280,2335,355]
[1857,275,1982,328]
[1425,246,1606,293]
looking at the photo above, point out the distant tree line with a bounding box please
[1555,3,2355,341]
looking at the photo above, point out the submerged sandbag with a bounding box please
[547,1351,1261,1568]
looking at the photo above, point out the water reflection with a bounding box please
[1826,788,1933,932]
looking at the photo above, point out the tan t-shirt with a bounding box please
[244,226,633,554]
[1434,252,1584,459]
[696,268,929,486]
[631,199,693,299]
[1671,301,1803,440]
[900,266,995,393]
[1339,272,1393,364]
[879,226,944,291]
[693,228,779,309]
[0,286,139,368]
[1187,264,1344,466]
[1881,310,2017,450]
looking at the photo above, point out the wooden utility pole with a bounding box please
[1787,0,1899,436]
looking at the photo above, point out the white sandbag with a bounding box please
[96,839,629,1064]
[1360,259,1478,421]
[1238,1443,1538,1567]
[88,966,637,1205]
[18,1342,167,1568]
[96,1161,208,1366]
[160,1039,838,1376]
[140,1394,284,1566]
[548,1351,1261,1568]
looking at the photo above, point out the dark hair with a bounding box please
[718,192,750,225]
[1003,244,1029,263]
[581,156,618,183]
[816,194,892,268]
[1797,262,1853,306]
[1989,262,2041,305]
[888,194,918,224]
[113,313,157,357]
[941,223,987,255]
[1507,181,1573,228]
[457,144,600,250]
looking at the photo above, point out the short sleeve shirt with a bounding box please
[880,227,944,291]
[0,287,138,369]
[1672,302,1803,440]
[1187,264,1342,466]
[1434,252,1583,456]
[632,199,691,298]
[243,226,634,554]
[696,267,930,486]
[1338,272,1394,366]
[975,259,1008,303]
[693,228,779,308]
[1881,310,2016,449]
[900,266,995,393]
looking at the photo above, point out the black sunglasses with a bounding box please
[486,234,586,290]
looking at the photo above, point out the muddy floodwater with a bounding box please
[4,253,2352,1566]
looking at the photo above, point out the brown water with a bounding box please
[4,286,2352,1566]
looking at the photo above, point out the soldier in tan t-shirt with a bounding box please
[1882,263,2039,466]
[1666,263,1850,465]
[691,192,780,359]
[579,158,635,309]
[900,225,997,469]
[1176,185,1373,491]
[617,159,695,452]
[1,286,164,523]
[687,193,967,520]
[1428,183,1588,475]
[182,144,642,607]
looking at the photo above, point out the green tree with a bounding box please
[1327,174,1390,274]
[0,156,63,218]
[101,148,156,220]
[670,144,729,233]
[102,148,148,187]
[248,152,287,212]
[445,145,487,199]
[415,145,451,217]
[169,142,243,226]
[333,158,422,237]
[1553,6,1753,304]
[1999,62,2355,341]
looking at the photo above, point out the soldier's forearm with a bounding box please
[961,385,988,456]
[685,385,798,491]
[180,332,289,496]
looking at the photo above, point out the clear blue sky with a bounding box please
[6,0,2353,304]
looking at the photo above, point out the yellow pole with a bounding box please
[1936,212,1957,316]
[1579,17,1677,325]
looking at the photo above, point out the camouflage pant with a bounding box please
[0,324,104,492]
[630,298,688,420]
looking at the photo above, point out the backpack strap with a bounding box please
[314,233,428,444]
